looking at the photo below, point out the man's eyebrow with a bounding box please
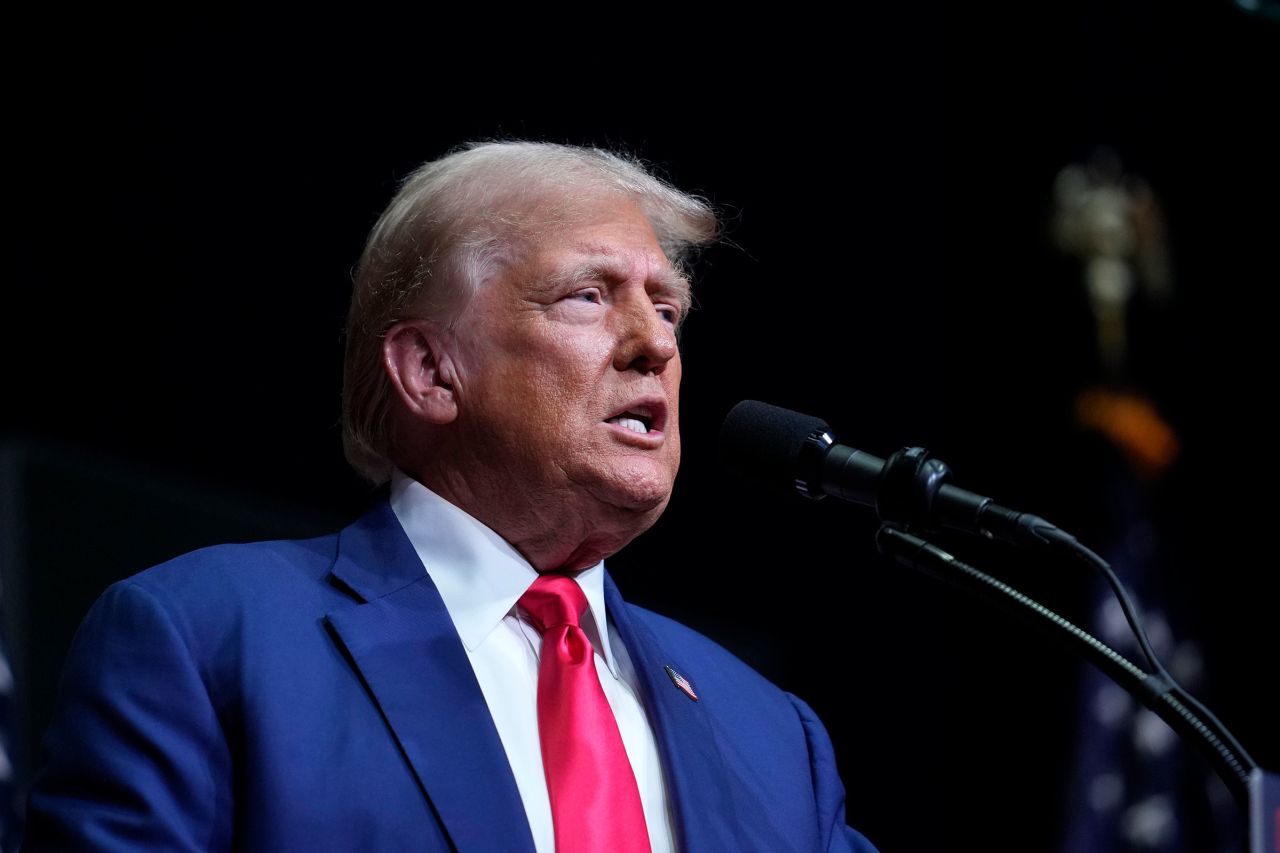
[546,253,692,313]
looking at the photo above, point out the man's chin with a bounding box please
[597,479,671,514]
[585,474,673,525]
[563,453,674,527]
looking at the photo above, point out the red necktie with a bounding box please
[518,574,652,853]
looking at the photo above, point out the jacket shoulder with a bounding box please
[123,532,339,601]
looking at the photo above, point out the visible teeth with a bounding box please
[612,417,650,434]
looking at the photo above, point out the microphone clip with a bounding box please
[876,447,953,531]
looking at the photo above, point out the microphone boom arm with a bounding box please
[875,524,1257,807]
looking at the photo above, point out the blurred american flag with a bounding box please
[1059,463,1242,853]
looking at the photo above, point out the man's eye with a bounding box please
[575,290,602,304]
[657,306,679,324]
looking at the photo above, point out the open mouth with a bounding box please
[603,400,665,436]
[605,412,653,435]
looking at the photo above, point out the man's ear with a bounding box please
[383,320,459,425]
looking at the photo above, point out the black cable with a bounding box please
[1059,536,1167,676]
[1061,537,1258,775]
[877,525,1256,806]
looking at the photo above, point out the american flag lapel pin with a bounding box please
[664,665,699,701]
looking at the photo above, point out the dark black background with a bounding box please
[8,3,1278,849]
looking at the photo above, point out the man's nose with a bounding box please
[612,292,678,374]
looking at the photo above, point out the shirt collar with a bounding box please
[389,470,619,676]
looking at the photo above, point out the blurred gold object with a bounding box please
[1052,148,1173,383]
[1075,388,1180,479]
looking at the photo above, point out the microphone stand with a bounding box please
[716,400,1276,845]
[874,524,1256,807]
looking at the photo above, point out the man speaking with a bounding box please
[25,142,878,852]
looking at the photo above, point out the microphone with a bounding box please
[718,400,1071,550]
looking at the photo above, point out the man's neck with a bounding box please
[402,465,634,572]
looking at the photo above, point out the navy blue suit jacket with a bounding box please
[26,499,877,852]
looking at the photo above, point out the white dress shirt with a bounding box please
[390,471,675,853]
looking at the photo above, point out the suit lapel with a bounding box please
[604,574,749,852]
[324,501,536,853]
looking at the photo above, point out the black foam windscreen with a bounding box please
[717,400,831,493]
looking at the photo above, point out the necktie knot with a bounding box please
[518,574,588,634]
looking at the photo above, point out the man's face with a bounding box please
[447,197,687,536]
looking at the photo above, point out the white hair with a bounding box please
[341,140,719,484]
